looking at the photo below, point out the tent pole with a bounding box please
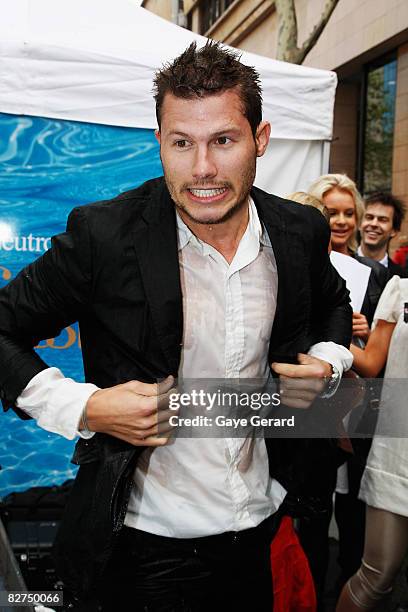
[171,0,179,23]
[322,140,331,175]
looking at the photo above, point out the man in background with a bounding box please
[358,192,407,277]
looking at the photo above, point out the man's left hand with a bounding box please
[271,353,332,409]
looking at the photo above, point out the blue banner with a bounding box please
[0,113,162,495]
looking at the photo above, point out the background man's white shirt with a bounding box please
[357,245,388,267]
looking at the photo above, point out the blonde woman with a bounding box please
[308,175,390,588]
[309,174,389,333]
[309,174,364,254]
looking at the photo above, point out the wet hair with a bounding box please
[153,41,263,136]
[364,192,406,232]
[287,191,331,222]
[309,174,365,252]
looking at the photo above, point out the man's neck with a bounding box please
[360,242,387,262]
[178,201,250,264]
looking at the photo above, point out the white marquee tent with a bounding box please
[0,0,339,496]
[0,0,337,194]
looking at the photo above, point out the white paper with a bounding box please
[330,251,371,313]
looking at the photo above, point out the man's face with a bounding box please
[155,89,270,225]
[360,203,396,251]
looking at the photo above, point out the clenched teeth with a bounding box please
[189,188,227,197]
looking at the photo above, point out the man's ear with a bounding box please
[255,121,271,157]
[155,129,161,145]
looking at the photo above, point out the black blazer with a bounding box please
[353,254,390,326]
[0,177,352,597]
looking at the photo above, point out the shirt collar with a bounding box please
[379,252,389,267]
[176,196,271,253]
[357,245,388,267]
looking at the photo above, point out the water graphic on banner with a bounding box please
[0,113,161,495]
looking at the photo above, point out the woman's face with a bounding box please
[323,187,357,254]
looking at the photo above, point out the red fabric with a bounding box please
[393,246,408,267]
[271,516,317,612]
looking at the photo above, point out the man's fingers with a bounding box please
[137,408,177,431]
[86,378,178,442]
[281,387,322,402]
[156,407,176,424]
[297,353,330,377]
[157,376,177,396]
[137,418,175,444]
[296,353,314,366]
[272,362,304,377]
[280,376,325,393]
[110,431,171,447]
[272,354,329,378]
[121,386,177,417]
[279,370,326,409]
[123,375,175,397]
[137,388,177,412]
[281,392,322,405]
[142,419,175,438]
[107,418,175,445]
[272,363,322,378]
[279,397,314,409]
[143,436,172,447]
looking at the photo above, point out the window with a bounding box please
[362,55,397,194]
[200,0,235,34]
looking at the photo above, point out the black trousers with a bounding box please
[297,495,334,603]
[334,491,366,584]
[100,512,282,612]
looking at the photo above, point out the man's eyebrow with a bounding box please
[167,131,191,138]
[167,127,242,138]
[365,213,391,221]
[212,127,242,137]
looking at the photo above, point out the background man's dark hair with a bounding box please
[364,191,407,231]
[153,41,263,136]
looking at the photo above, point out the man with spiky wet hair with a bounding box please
[0,41,352,610]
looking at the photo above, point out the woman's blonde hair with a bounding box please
[287,191,330,223]
[308,174,364,253]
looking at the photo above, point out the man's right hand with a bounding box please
[84,375,177,446]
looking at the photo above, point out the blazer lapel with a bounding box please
[132,183,183,374]
[252,187,310,362]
